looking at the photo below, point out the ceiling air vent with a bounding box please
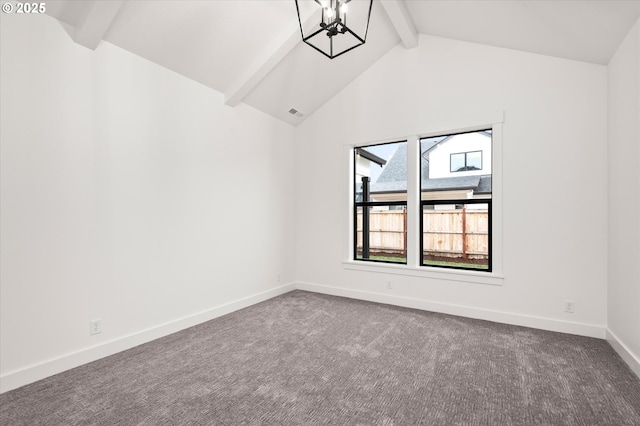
[288,108,304,118]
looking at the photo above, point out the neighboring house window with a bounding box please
[354,141,407,264]
[450,151,482,172]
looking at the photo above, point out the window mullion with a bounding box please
[406,135,420,267]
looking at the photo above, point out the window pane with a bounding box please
[355,206,364,258]
[422,203,490,270]
[450,153,465,172]
[420,130,492,272]
[421,130,492,198]
[467,151,482,170]
[355,141,407,203]
[355,205,407,264]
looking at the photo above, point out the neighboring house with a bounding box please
[354,147,386,202]
[368,132,492,204]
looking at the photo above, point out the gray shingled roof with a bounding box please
[476,176,492,194]
[421,175,481,191]
[375,143,408,184]
[369,140,492,195]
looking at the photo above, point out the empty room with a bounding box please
[1,0,639,424]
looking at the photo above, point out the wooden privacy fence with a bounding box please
[356,208,489,259]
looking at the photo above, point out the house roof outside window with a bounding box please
[370,134,491,197]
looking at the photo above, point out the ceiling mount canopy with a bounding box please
[295,0,373,59]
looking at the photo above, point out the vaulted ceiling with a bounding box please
[45,0,640,126]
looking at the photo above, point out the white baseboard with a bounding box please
[0,283,296,394]
[606,329,640,379]
[295,281,606,339]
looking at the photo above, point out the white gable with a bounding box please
[427,132,492,179]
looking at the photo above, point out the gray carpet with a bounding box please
[1,290,639,425]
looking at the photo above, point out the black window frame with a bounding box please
[421,129,492,272]
[354,201,408,265]
[351,130,493,272]
[419,199,492,272]
[353,141,407,265]
[450,150,483,172]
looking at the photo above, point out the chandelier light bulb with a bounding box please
[325,7,333,19]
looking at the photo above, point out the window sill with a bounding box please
[342,260,504,286]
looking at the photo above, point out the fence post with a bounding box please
[462,206,467,259]
[402,206,407,258]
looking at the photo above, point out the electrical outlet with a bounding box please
[90,319,102,335]
[277,274,281,283]
[564,300,575,313]
[386,281,393,289]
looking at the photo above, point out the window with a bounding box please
[421,130,492,271]
[354,141,407,264]
[352,129,494,273]
[450,151,482,172]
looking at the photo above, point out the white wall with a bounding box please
[607,18,640,376]
[0,14,296,391]
[295,35,608,336]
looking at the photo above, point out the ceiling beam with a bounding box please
[379,0,418,49]
[225,14,315,107]
[73,0,124,50]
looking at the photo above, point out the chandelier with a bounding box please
[295,0,373,59]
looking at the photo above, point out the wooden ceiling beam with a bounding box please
[225,13,317,107]
[73,0,124,50]
[379,0,418,49]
